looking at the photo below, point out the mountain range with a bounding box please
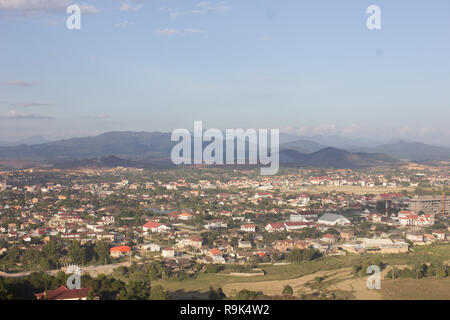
[0,131,448,170]
[351,141,450,162]
[0,136,53,147]
[280,138,450,162]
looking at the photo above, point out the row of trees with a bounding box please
[1,239,112,272]
[0,270,168,300]
[286,248,322,264]
[385,263,449,280]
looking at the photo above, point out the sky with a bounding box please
[0,0,449,145]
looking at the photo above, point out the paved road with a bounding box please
[0,261,131,279]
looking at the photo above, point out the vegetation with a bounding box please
[286,248,322,264]
[385,263,449,280]
[282,285,293,296]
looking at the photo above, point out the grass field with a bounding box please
[306,185,414,195]
[381,278,450,300]
[156,244,450,299]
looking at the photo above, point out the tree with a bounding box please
[55,271,67,286]
[287,248,321,264]
[437,267,448,279]
[124,279,151,300]
[201,231,219,246]
[24,248,40,269]
[412,264,427,280]
[88,289,95,300]
[208,286,226,300]
[67,241,86,265]
[233,289,263,300]
[94,241,110,265]
[42,239,59,269]
[0,278,12,300]
[352,264,362,277]
[205,264,222,273]
[282,285,293,296]
[149,285,168,300]
[2,246,19,269]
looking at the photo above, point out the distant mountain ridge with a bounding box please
[0,131,173,160]
[0,131,447,169]
[280,147,399,168]
[0,136,52,147]
[279,139,325,154]
[353,141,450,161]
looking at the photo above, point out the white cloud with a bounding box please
[183,28,203,35]
[418,127,436,137]
[196,1,230,12]
[155,28,178,36]
[0,110,53,120]
[397,126,440,140]
[310,124,337,136]
[169,9,201,18]
[116,20,135,27]
[341,124,360,135]
[0,100,54,108]
[12,101,54,108]
[76,114,111,120]
[120,2,131,11]
[0,0,99,15]
[119,0,143,12]
[79,4,99,14]
[0,0,70,11]
[197,2,210,8]
[0,80,39,87]
[397,126,414,137]
[281,124,338,136]
[165,1,230,18]
[155,28,204,36]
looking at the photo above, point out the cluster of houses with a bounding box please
[0,167,448,279]
[127,205,448,265]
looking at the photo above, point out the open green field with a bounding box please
[156,244,450,299]
[307,185,414,195]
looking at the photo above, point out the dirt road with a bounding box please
[221,266,395,300]
[222,268,353,297]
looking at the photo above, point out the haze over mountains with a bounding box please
[281,138,450,161]
[0,131,448,170]
[0,136,53,147]
[351,141,450,162]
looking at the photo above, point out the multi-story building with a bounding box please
[408,195,449,215]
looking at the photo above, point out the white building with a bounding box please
[142,221,171,233]
[140,243,161,252]
[161,247,175,258]
[318,213,351,226]
[290,211,317,222]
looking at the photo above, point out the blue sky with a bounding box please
[0,0,449,145]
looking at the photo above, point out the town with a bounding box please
[0,164,448,300]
